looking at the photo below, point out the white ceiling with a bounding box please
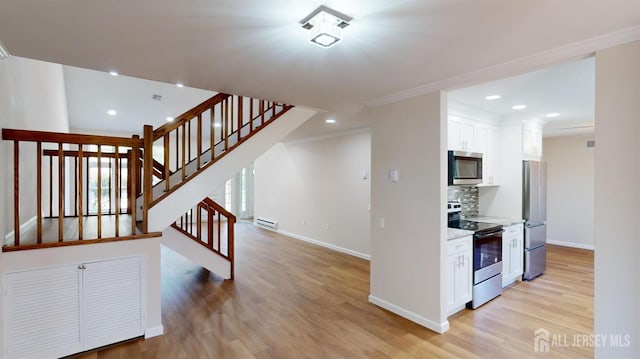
[64,66,215,134]
[450,57,595,137]
[0,1,639,138]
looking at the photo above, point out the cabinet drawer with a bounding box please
[448,236,471,255]
[504,223,523,234]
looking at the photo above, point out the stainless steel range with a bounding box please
[448,202,503,309]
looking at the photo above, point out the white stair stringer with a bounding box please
[146,107,317,232]
[162,226,231,279]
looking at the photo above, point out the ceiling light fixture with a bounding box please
[176,83,184,88]
[512,105,527,110]
[0,41,10,62]
[107,110,117,116]
[485,95,501,100]
[109,71,118,76]
[546,113,560,118]
[325,118,336,124]
[166,117,174,122]
[300,5,352,48]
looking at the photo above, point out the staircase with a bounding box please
[2,92,317,278]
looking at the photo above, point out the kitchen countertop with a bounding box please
[447,228,474,241]
[464,216,524,226]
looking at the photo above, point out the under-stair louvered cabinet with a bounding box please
[4,256,145,359]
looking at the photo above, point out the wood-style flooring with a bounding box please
[73,223,593,358]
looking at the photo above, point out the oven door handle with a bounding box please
[474,230,504,239]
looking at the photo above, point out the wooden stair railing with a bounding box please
[171,197,236,279]
[1,129,158,250]
[141,93,293,208]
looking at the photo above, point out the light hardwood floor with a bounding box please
[73,222,593,358]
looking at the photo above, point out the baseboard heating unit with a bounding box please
[256,218,278,230]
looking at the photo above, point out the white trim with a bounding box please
[366,25,640,107]
[368,295,449,334]
[277,229,370,261]
[547,239,594,251]
[283,127,371,146]
[4,215,38,245]
[144,325,164,339]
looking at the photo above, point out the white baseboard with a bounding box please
[145,325,164,338]
[4,215,38,245]
[277,229,370,261]
[368,295,449,334]
[547,239,594,250]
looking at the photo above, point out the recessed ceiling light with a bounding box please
[166,117,174,122]
[107,110,117,116]
[176,83,184,88]
[512,105,527,110]
[325,118,336,124]
[485,95,501,100]
[546,113,560,118]
[109,71,118,76]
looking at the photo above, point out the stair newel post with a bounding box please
[130,135,140,235]
[58,143,64,242]
[142,125,154,233]
[229,215,235,280]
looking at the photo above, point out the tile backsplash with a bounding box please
[448,186,479,218]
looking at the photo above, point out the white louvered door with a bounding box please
[82,256,144,350]
[4,256,145,358]
[4,264,82,359]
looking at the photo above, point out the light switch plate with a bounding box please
[389,169,399,182]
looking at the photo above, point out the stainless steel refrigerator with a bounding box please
[523,160,547,280]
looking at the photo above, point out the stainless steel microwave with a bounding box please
[448,151,483,185]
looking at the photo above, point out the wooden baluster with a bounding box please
[231,96,235,134]
[187,120,191,162]
[78,145,83,240]
[260,100,265,126]
[271,101,276,117]
[210,106,215,161]
[13,141,20,246]
[58,143,64,242]
[49,155,53,217]
[208,207,214,250]
[73,157,77,217]
[36,142,42,244]
[114,145,120,237]
[217,211,222,252]
[108,157,112,215]
[250,98,254,132]
[224,99,229,151]
[197,114,202,169]
[238,96,243,143]
[97,144,102,239]
[197,205,202,241]
[175,127,179,172]
[164,134,170,193]
[142,126,153,233]
[131,136,140,235]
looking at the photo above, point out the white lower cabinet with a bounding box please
[4,256,145,359]
[502,224,524,287]
[447,236,472,316]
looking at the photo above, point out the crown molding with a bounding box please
[366,25,640,108]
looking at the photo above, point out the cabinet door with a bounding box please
[446,254,458,312]
[460,121,476,152]
[502,234,513,286]
[448,118,462,151]
[4,265,82,359]
[510,229,524,277]
[83,256,145,351]
[457,251,473,304]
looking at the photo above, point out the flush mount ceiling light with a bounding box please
[107,109,117,116]
[546,113,560,118]
[109,71,118,76]
[300,5,352,48]
[176,83,184,88]
[325,118,336,124]
[512,105,527,110]
[485,95,501,100]
[0,41,10,62]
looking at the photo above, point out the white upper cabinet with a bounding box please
[448,115,478,152]
[448,114,501,186]
[522,119,544,158]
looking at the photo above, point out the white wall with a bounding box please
[369,91,448,333]
[0,56,70,240]
[254,129,371,258]
[594,40,640,358]
[543,135,594,249]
